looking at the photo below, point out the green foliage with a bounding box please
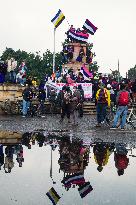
[0,48,62,80]
[0,41,99,80]
[89,61,99,72]
[128,65,136,80]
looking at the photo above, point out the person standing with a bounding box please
[60,86,72,123]
[77,84,84,117]
[70,86,81,125]
[95,83,111,127]
[37,88,46,116]
[131,79,136,103]
[111,83,131,130]
[22,84,33,117]
[114,143,129,176]
[0,144,4,170]
[7,58,17,83]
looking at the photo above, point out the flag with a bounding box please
[46,187,61,205]
[80,64,93,80]
[62,173,85,187]
[78,182,93,198]
[51,9,65,28]
[83,19,98,35]
[68,30,89,43]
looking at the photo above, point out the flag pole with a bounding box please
[117,59,120,83]
[65,18,70,27]
[50,145,52,178]
[53,27,56,74]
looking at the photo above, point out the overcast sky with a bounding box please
[0,0,136,76]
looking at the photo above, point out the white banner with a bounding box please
[46,82,92,99]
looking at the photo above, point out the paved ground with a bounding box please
[0,114,136,145]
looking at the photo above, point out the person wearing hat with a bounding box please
[95,83,111,127]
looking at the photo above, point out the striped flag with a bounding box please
[46,187,61,205]
[62,173,85,187]
[68,30,89,43]
[80,64,93,80]
[83,19,98,35]
[51,9,65,28]
[78,182,93,198]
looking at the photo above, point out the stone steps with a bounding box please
[83,102,96,115]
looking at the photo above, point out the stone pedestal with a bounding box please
[63,43,89,73]
[0,84,24,102]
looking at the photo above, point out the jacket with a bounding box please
[96,88,111,107]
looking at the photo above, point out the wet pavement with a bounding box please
[0,115,136,205]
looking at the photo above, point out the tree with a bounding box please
[128,65,136,80]
[0,48,62,80]
[89,61,99,72]
[1,48,16,60]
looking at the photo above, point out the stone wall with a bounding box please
[0,84,24,114]
[0,84,24,102]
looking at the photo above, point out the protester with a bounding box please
[0,145,4,170]
[0,61,7,83]
[7,58,17,83]
[60,86,72,123]
[16,61,27,86]
[76,47,85,62]
[4,146,14,173]
[37,88,46,116]
[111,83,131,130]
[131,79,136,103]
[93,142,111,172]
[95,83,111,127]
[70,86,81,125]
[114,143,129,176]
[77,84,84,117]
[22,84,33,117]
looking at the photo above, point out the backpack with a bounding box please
[118,91,129,106]
[115,154,129,170]
[98,89,107,104]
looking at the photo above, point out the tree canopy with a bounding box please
[128,65,136,80]
[0,44,99,80]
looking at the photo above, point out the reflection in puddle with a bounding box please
[0,131,136,205]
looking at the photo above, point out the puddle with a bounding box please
[0,131,136,205]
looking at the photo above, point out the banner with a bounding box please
[46,82,92,99]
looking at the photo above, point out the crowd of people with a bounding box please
[0,133,131,177]
[95,79,136,129]
[0,144,24,173]
[0,59,35,86]
[21,74,136,130]
[0,56,136,130]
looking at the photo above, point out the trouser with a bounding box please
[22,100,30,116]
[112,106,128,128]
[61,103,70,119]
[96,104,107,123]
[9,71,16,83]
[78,103,83,117]
[71,109,78,124]
[39,101,45,114]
